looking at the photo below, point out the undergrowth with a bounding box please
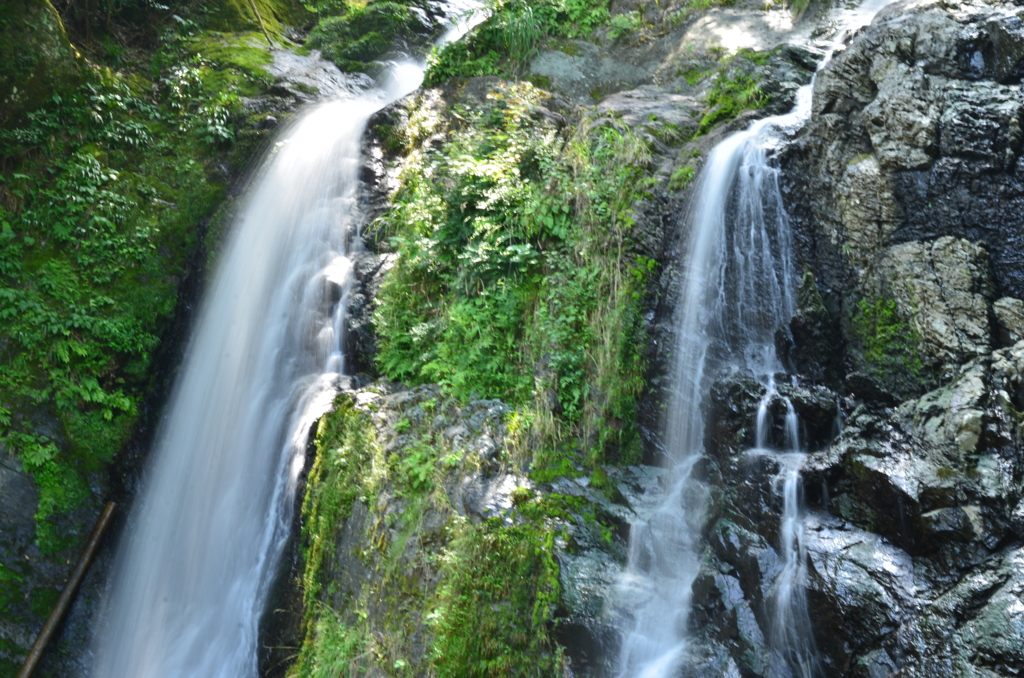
[373,82,653,474]
[425,0,611,83]
[0,7,282,556]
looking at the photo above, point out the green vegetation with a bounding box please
[373,82,652,473]
[695,49,770,136]
[669,164,696,191]
[852,296,924,382]
[307,1,434,72]
[428,518,561,676]
[425,0,611,83]
[0,1,293,559]
[292,392,568,676]
[607,10,644,41]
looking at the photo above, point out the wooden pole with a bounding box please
[247,0,274,47]
[17,501,117,678]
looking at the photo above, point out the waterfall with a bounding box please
[613,1,896,676]
[89,5,484,669]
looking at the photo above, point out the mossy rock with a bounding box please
[0,0,82,126]
[206,0,310,39]
[308,1,434,67]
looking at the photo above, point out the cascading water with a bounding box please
[90,9,483,675]
[613,1,896,676]
[756,382,822,678]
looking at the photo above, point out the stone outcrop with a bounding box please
[0,0,81,126]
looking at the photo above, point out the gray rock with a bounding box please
[868,237,992,380]
[992,297,1024,344]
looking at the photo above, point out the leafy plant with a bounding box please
[373,83,653,474]
[607,10,643,40]
[852,296,923,380]
[694,49,772,136]
[0,41,259,552]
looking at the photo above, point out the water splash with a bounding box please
[612,1,896,675]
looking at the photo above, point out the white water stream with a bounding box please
[90,8,485,674]
[613,1,895,676]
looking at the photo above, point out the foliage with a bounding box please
[696,50,770,136]
[425,0,610,84]
[307,1,433,71]
[607,10,643,40]
[0,26,274,552]
[428,518,561,676]
[297,606,369,678]
[851,296,923,381]
[669,164,696,191]
[291,391,568,677]
[373,83,653,472]
[298,395,381,633]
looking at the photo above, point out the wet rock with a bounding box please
[869,236,992,380]
[805,516,917,671]
[862,65,938,171]
[455,473,529,521]
[892,546,1024,676]
[992,296,1024,345]
[783,41,828,72]
[785,0,1024,307]
[779,269,844,387]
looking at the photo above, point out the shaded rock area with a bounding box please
[0,0,81,126]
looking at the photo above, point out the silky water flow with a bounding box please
[88,12,483,671]
[613,0,896,676]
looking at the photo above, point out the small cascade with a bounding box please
[612,0,897,675]
[756,386,822,678]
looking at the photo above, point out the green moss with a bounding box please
[207,0,310,39]
[852,296,924,383]
[0,0,82,126]
[797,266,826,313]
[28,586,59,619]
[0,636,23,678]
[696,68,767,136]
[669,165,696,191]
[527,74,552,90]
[429,519,561,676]
[0,563,23,629]
[297,395,381,626]
[291,392,570,677]
[186,32,274,82]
